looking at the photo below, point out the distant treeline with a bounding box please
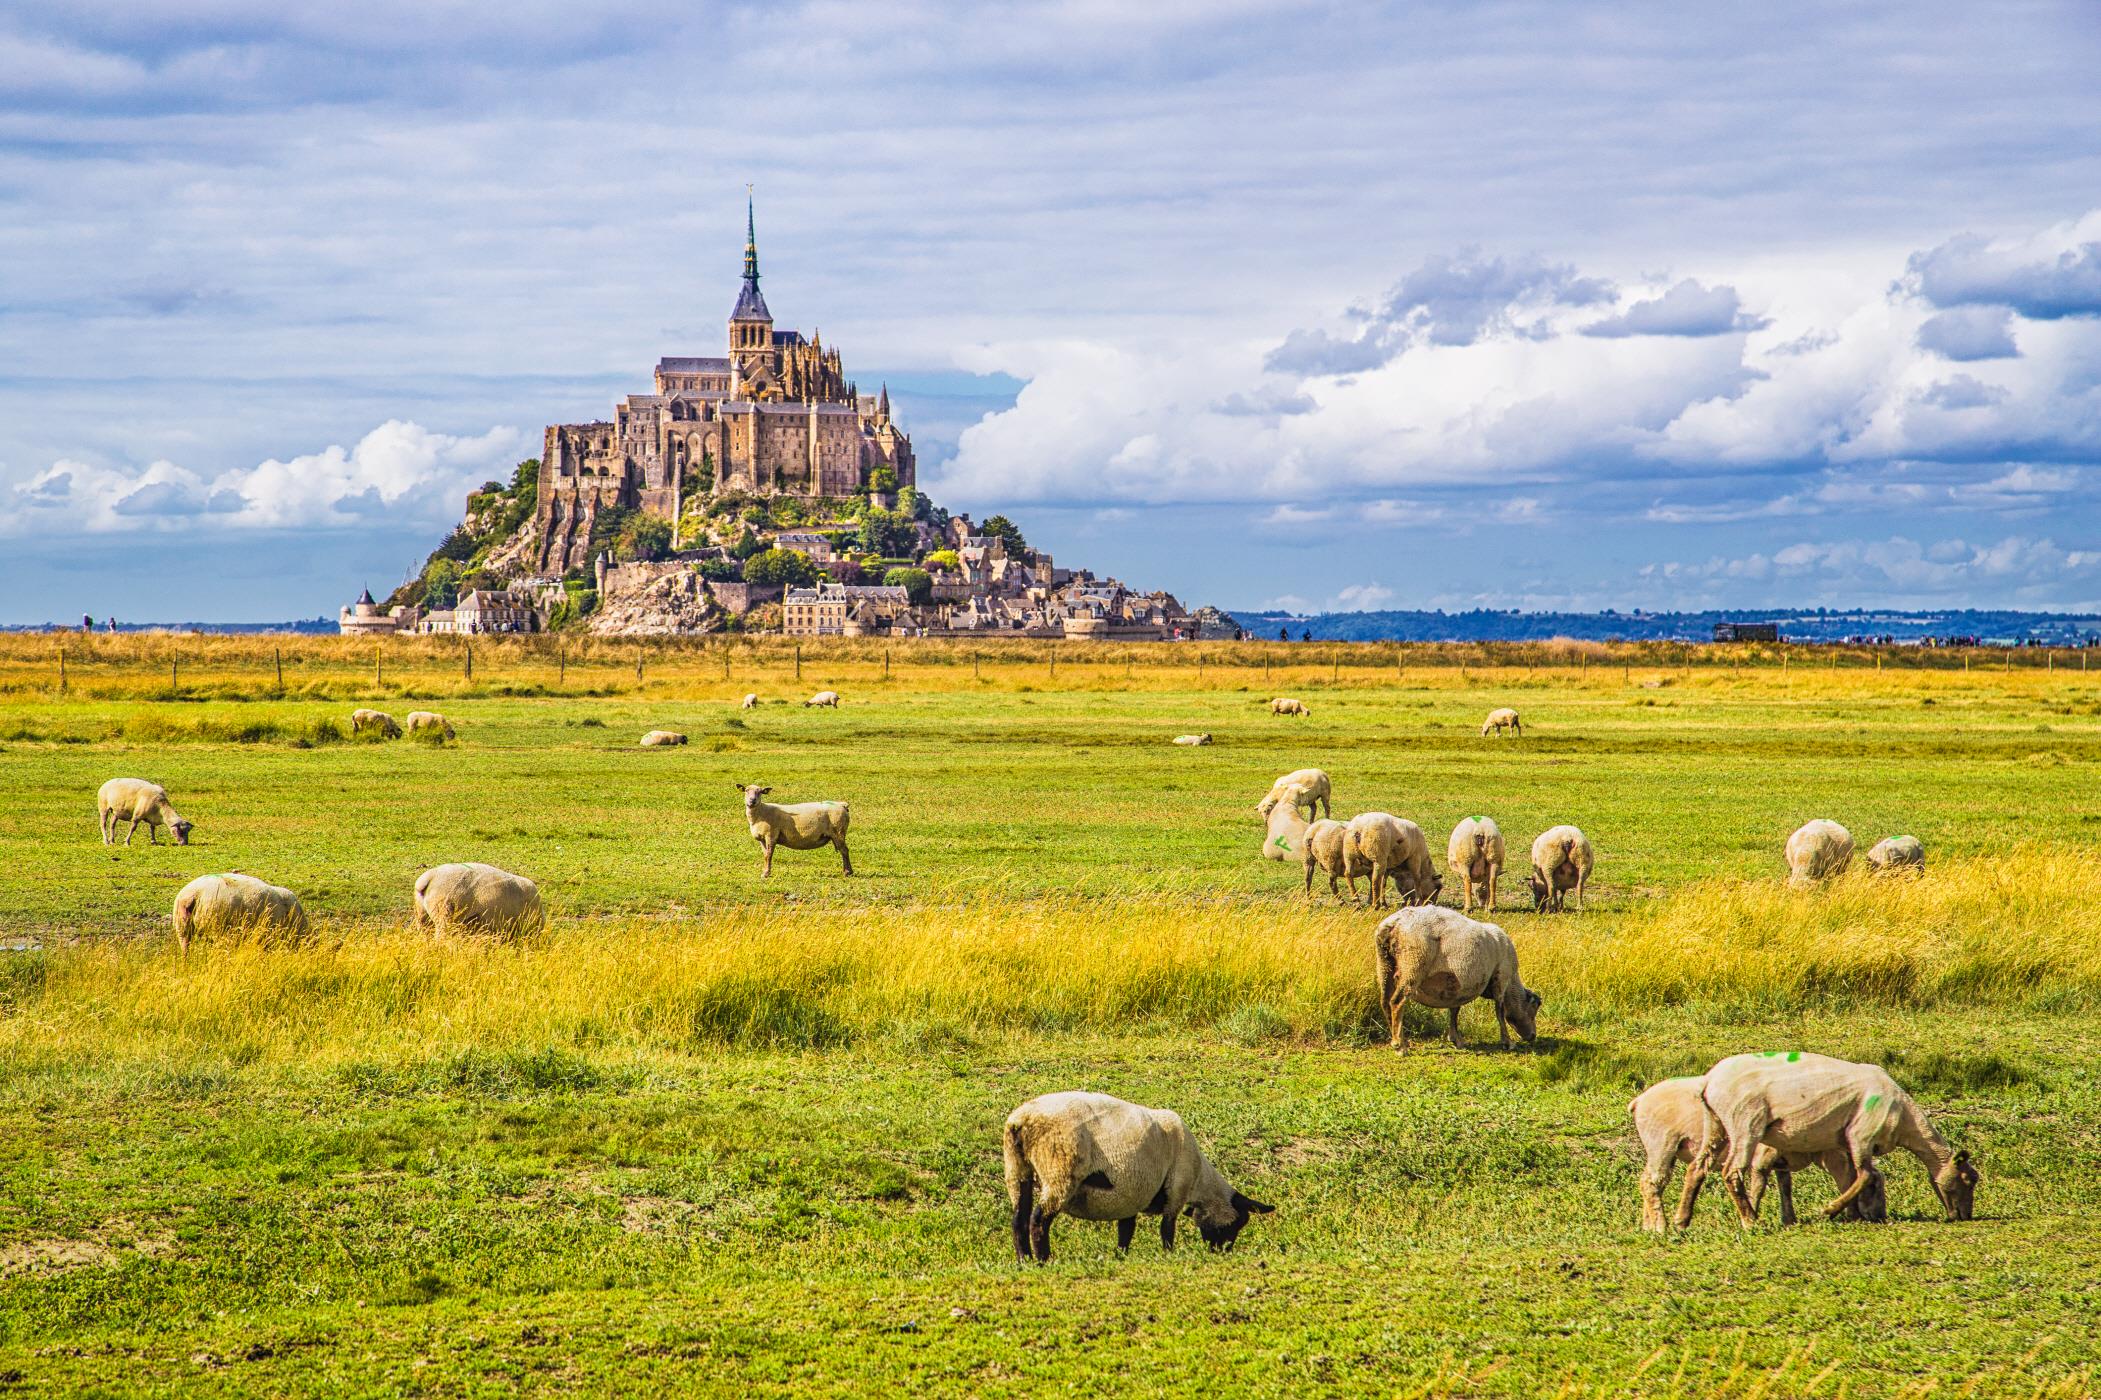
[1231,607,2101,645]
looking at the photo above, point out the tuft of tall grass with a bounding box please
[0,853,2092,1075]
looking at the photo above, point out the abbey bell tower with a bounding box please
[728,195,774,382]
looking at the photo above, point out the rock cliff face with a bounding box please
[585,568,724,636]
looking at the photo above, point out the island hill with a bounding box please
[343,204,1225,642]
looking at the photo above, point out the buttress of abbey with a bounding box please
[536,201,914,572]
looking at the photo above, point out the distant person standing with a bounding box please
[80,614,92,633]
[1278,627,1288,642]
[106,616,117,633]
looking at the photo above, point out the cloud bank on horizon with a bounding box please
[4,1,2101,618]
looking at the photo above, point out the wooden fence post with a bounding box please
[171,658,179,691]
[274,646,284,694]
[464,642,473,681]
[1050,646,1057,678]
[973,652,980,680]
[376,643,383,687]
[58,646,66,694]
[795,645,802,681]
[636,646,645,683]
[884,648,890,680]
[559,645,567,684]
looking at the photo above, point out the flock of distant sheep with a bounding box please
[92,693,1974,1258]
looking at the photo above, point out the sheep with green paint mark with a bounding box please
[1698,1051,1979,1227]
[1259,798,1309,863]
[1630,1074,1887,1233]
[1865,834,1925,874]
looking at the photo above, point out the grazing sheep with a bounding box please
[1268,697,1309,717]
[739,782,852,876]
[1002,1091,1273,1263]
[741,693,758,709]
[804,690,841,708]
[350,708,402,738]
[1629,1075,1887,1233]
[1259,798,1310,862]
[1301,818,1361,904]
[1350,814,1440,909]
[171,873,307,953]
[1865,834,1925,874]
[404,710,456,742]
[639,730,688,747]
[1481,707,1522,737]
[1699,1051,1979,1228]
[1374,905,1540,1051]
[412,862,544,938]
[1528,825,1594,912]
[1785,819,1854,886]
[1446,816,1506,914]
[1172,734,1213,746]
[1257,768,1331,821]
[97,778,192,847]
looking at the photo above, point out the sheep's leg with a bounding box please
[126,816,142,846]
[1011,1175,1035,1264]
[1674,1149,1711,1231]
[1115,1217,1136,1253]
[1159,1212,1177,1251]
[1638,1141,1675,1234]
[1576,873,1586,913]
[760,835,775,878]
[1493,998,1511,1048]
[834,836,853,876]
[1719,1114,1767,1228]
[1029,1206,1053,1262]
[1774,1165,1797,1226]
[1819,1129,1879,1219]
[1388,993,1409,1051]
[1446,1006,1464,1049]
[1489,865,1500,911]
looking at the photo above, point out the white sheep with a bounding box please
[1300,818,1361,904]
[739,782,852,876]
[1374,905,1540,1051]
[404,710,457,742]
[412,862,544,938]
[351,708,403,738]
[1002,1091,1273,1262]
[1172,734,1213,746]
[1528,824,1594,912]
[1699,1051,1979,1228]
[1446,816,1505,913]
[639,730,688,747]
[1629,1074,1887,1233]
[1268,697,1309,717]
[1259,798,1309,862]
[741,693,759,709]
[1257,767,1331,821]
[97,778,192,847]
[1865,834,1925,874]
[1349,813,1440,909]
[804,690,841,708]
[1785,819,1853,886]
[1481,707,1522,736]
[171,873,307,954]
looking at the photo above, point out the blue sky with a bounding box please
[6,1,2101,621]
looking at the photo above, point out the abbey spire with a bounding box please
[730,192,772,329]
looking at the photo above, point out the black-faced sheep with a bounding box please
[97,778,192,846]
[739,782,852,876]
[1002,1091,1273,1262]
[171,873,308,953]
[1374,905,1540,1051]
[1699,1051,1979,1228]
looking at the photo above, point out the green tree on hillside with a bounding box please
[744,548,818,588]
[981,514,1027,554]
[883,567,933,605]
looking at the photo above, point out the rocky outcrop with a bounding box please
[586,567,724,635]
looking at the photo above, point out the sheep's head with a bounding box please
[1936,1151,1980,1221]
[1256,795,1278,818]
[736,783,771,806]
[171,818,193,846]
[1190,1189,1274,1251]
[1504,985,1542,1042]
[1528,873,1552,910]
[1851,1167,1890,1223]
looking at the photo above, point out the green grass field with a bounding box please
[2,639,2098,1395]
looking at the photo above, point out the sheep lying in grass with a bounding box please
[741,693,758,709]
[97,778,192,847]
[1786,819,1853,886]
[1172,734,1213,746]
[1374,905,1540,1051]
[351,708,402,738]
[1630,1075,1887,1233]
[1259,798,1309,862]
[639,730,688,747]
[1268,697,1309,716]
[1447,816,1505,913]
[1481,707,1522,736]
[171,873,307,953]
[739,782,852,876]
[404,710,456,742]
[805,690,841,708]
[1699,1051,1979,1227]
[1003,1091,1273,1263]
[1528,825,1593,911]
[1865,834,1925,874]
[413,862,543,938]
[1258,767,1331,820]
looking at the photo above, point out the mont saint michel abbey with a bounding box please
[534,203,915,572]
